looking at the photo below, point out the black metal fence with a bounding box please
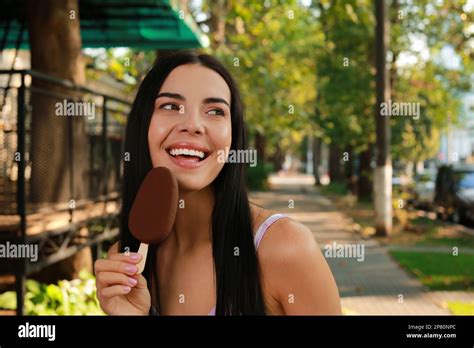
[0,69,131,315]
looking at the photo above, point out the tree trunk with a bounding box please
[27,0,91,280]
[270,143,284,172]
[208,0,228,48]
[255,131,266,164]
[329,142,344,182]
[345,146,357,194]
[313,137,322,185]
[357,146,373,199]
[28,0,87,203]
[374,0,393,236]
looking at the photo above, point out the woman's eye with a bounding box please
[160,103,180,111]
[207,108,225,116]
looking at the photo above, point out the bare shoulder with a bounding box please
[250,204,317,256]
[254,212,341,315]
[257,216,318,264]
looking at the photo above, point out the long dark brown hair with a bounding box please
[118,51,266,315]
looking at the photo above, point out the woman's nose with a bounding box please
[176,108,205,135]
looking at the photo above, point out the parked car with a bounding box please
[434,164,474,223]
[392,170,411,188]
[411,171,436,209]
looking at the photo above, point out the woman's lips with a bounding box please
[167,151,211,169]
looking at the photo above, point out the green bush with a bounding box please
[247,163,273,191]
[0,270,105,315]
[321,181,349,196]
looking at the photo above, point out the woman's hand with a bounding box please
[95,242,151,315]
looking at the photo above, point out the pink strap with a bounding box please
[254,214,287,250]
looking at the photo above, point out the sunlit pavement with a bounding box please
[251,173,474,315]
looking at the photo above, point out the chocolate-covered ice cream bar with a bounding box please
[129,166,178,273]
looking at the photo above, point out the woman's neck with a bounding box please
[171,185,214,252]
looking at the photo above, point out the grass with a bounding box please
[417,236,474,249]
[390,251,474,291]
[320,185,474,249]
[445,301,474,315]
[319,183,474,292]
[409,216,439,228]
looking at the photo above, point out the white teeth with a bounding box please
[169,148,205,159]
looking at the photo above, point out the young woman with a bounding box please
[94,51,341,315]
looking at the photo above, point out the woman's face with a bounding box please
[148,64,232,192]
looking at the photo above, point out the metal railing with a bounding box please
[0,69,131,315]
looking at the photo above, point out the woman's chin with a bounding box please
[176,180,209,193]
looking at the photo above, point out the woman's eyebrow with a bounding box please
[203,97,230,107]
[156,93,229,107]
[156,92,185,101]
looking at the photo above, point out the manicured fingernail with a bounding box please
[123,286,131,293]
[125,265,138,274]
[129,253,141,261]
[128,277,138,286]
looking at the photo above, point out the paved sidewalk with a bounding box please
[250,175,474,315]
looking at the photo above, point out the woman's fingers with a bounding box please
[94,245,151,315]
[107,251,142,264]
[96,271,138,289]
[94,249,144,295]
[107,242,119,255]
[133,273,148,290]
[94,259,139,275]
[100,285,133,299]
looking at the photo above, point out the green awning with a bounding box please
[0,0,206,50]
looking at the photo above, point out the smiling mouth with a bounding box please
[166,147,210,163]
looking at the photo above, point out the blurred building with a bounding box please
[438,74,474,164]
